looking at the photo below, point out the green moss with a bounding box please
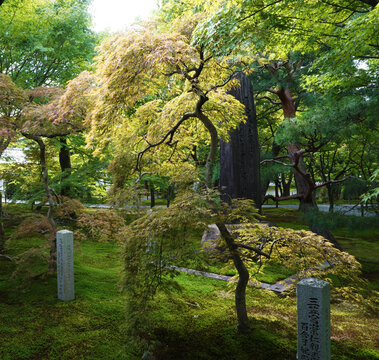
[1,207,378,359]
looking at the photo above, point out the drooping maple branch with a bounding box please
[136,110,196,171]
[234,243,271,258]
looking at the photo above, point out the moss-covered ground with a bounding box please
[0,204,378,359]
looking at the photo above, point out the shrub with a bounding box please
[13,214,54,239]
[56,196,85,220]
[75,209,125,242]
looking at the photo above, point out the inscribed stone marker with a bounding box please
[297,278,330,360]
[57,230,75,301]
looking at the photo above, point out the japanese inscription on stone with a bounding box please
[57,230,75,301]
[297,278,330,360]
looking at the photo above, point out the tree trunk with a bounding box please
[38,138,57,271]
[261,143,281,200]
[59,137,72,197]
[220,72,261,210]
[150,183,155,208]
[198,111,219,188]
[282,172,293,197]
[166,183,174,207]
[216,222,250,333]
[326,183,334,213]
[275,177,279,208]
[24,134,57,271]
[274,88,338,245]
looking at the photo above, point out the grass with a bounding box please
[0,204,378,359]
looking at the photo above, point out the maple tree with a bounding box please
[17,79,89,269]
[88,23,247,190]
[0,74,27,254]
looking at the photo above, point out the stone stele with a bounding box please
[57,230,75,301]
[297,278,330,360]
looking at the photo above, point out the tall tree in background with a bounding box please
[220,72,261,210]
[193,0,378,242]
[0,0,97,88]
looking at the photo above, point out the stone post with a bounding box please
[56,230,75,301]
[297,278,330,360]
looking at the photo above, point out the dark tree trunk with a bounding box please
[274,177,279,208]
[59,137,72,196]
[150,183,155,208]
[217,222,250,333]
[281,172,293,197]
[326,183,334,213]
[220,72,261,210]
[166,183,174,207]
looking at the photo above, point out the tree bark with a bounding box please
[273,88,338,246]
[220,72,261,210]
[24,133,57,271]
[281,172,293,197]
[216,222,250,333]
[58,137,72,196]
[198,111,219,188]
[150,183,155,208]
[326,183,334,213]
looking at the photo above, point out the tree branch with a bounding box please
[255,96,281,105]
[237,0,283,23]
[0,254,16,261]
[136,111,196,170]
[234,243,271,258]
[263,194,302,203]
[260,158,292,167]
[314,175,353,190]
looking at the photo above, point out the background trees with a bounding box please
[192,0,378,221]
[0,0,97,88]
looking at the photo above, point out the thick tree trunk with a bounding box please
[274,88,338,246]
[59,137,72,196]
[217,222,250,333]
[220,72,261,210]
